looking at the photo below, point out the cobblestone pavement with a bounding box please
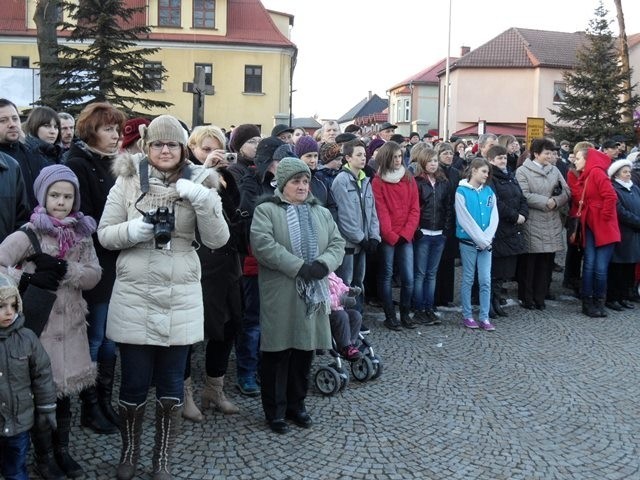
[28,271,640,480]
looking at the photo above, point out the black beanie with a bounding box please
[229,124,261,153]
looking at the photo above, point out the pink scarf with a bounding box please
[30,206,97,259]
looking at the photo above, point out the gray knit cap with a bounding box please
[140,115,187,148]
[276,157,311,191]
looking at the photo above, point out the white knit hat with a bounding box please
[140,115,187,147]
[607,159,632,178]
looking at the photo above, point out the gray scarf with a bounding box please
[286,203,331,317]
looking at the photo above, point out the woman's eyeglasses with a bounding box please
[150,141,181,151]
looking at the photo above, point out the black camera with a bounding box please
[142,206,175,248]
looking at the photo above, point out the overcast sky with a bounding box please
[261,0,640,120]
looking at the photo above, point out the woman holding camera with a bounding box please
[97,115,229,479]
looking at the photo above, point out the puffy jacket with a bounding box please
[0,313,56,437]
[97,154,229,346]
[488,165,528,257]
[372,172,420,246]
[415,173,453,233]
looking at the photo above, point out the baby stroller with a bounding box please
[314,332,383,396]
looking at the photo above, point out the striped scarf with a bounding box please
[286,204,330,317]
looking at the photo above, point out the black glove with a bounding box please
[309,261,329,279]
[297,264,313,282]
[413,229,424,242]
[359,239,368,251]
[21,270,62,291]
[28,253,67,278]
[366,239,380,254]
[396,237,407,246]
[35,410,57,431]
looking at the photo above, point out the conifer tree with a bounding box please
[550,1,638,143]
[50,0,172,115]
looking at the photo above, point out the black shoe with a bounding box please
[521,302,535,310]
[499,297,507,306]
[383,319,402,331]
[534,302,546,311]
[425,310,442,325]
[268,419,289,434]
[359,323,371,335]
[79,387,118,435]
[605,301,624,311]
[619,300,635,309]
[285,410,312,429]
[545,293,557,301]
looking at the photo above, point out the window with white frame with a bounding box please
[553,82,566,104]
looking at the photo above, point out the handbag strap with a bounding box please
[575,175,589,217]
[20,226,43,255]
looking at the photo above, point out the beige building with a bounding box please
[0,0,296,131]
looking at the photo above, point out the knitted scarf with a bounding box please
[286,203,331,317]
[30,206,97,259]
[381,165,406,184]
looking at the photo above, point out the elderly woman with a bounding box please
[250,157,344,434]
[64,102,127,434]
[515,138,570,310]
[97,115,229,478]
[606,158,640,310]
[567,147,620,317]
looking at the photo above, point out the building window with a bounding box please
[194,63,213,86]
[144,62,163,91]
[244,65,262,93]
[159,0,181,27]
[404,99,411,122]
[193,0,215,28]
[553,82,566,104]
[11,57,29,68]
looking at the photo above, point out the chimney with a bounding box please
[368,90,372,100]
[460,46,471,56]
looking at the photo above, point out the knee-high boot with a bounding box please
[96,359,120,427]
[116,400,146,480]
[31,417,65,480]
[152,397,183,480]
[52,397,84,478]
[80,385,118,434]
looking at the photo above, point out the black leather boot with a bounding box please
[582,297,600,318]
[400,306,417,329]
[53,397,84,478]
[152,397,183,480]
[97,359,120,427]
[31,419,65,480]
[383,306,401,331]
[80,386,118,434]
[593,297,608,318]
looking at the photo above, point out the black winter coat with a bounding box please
[415,174,453,233]
[611,181,640,264]
[0,141,51,210]
[440,164,460,260]
[0,153,30,242]
[63,142,119,303]
[488,165,528,258]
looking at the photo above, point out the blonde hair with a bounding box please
[188,125,226,150]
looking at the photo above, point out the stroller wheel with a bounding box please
[314,367,341,396]
[351,355,374,382]
[330,362,350,391]
[370,354,384,380]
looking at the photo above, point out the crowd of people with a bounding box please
[0,96,639,479]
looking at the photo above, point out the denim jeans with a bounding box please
[87,302,116,363]
[412,234,446,310]
[378,241,414,310]
[335,249,366,312]
[118,343,190,404]
[582,228,615,298]
[459,242,492,320]
[0,431,29,480]
[235,276,260,379]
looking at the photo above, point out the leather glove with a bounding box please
[366,239,380,254]
[127,216,155,244]
[176,179,210,206]
[297,264,313,281]
[28,253,67,278]
[309,261,329,279]
[396,237,407,246]
[21,270,62,291]
[35,410,57,431]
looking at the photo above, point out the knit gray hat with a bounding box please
[140,115,187,148]
[276,157,311,191]
[273,144,296,162]
[33,164,81,212]
[0,272,22,314]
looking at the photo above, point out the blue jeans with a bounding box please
[118,343,190,404]
[0,431,29,480]
[582,228,615,298]
[235,276,260,379]
[87,302,116,362]
[335,249,366,312]
[412,234,446,310]
[378,241,414,310]
[459,242,492,321]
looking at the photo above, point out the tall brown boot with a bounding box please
[116,400,146,480]
[181,377,203,422]
[202,375,239,414]
[152,397,183,480]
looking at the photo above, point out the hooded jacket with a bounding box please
[97,153,229,346]
[567,148,620,247]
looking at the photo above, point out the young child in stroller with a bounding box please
[328,272,363,362]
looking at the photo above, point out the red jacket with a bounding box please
[372,173,420,245]
[567,148,620,247]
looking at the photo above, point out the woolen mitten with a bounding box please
[176,178,210,206]
[309,261,329,279]
[127,217,155,244]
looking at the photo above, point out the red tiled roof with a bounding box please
[0,0,26,31]
[390,57,458,90]
[450,28,587,71]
